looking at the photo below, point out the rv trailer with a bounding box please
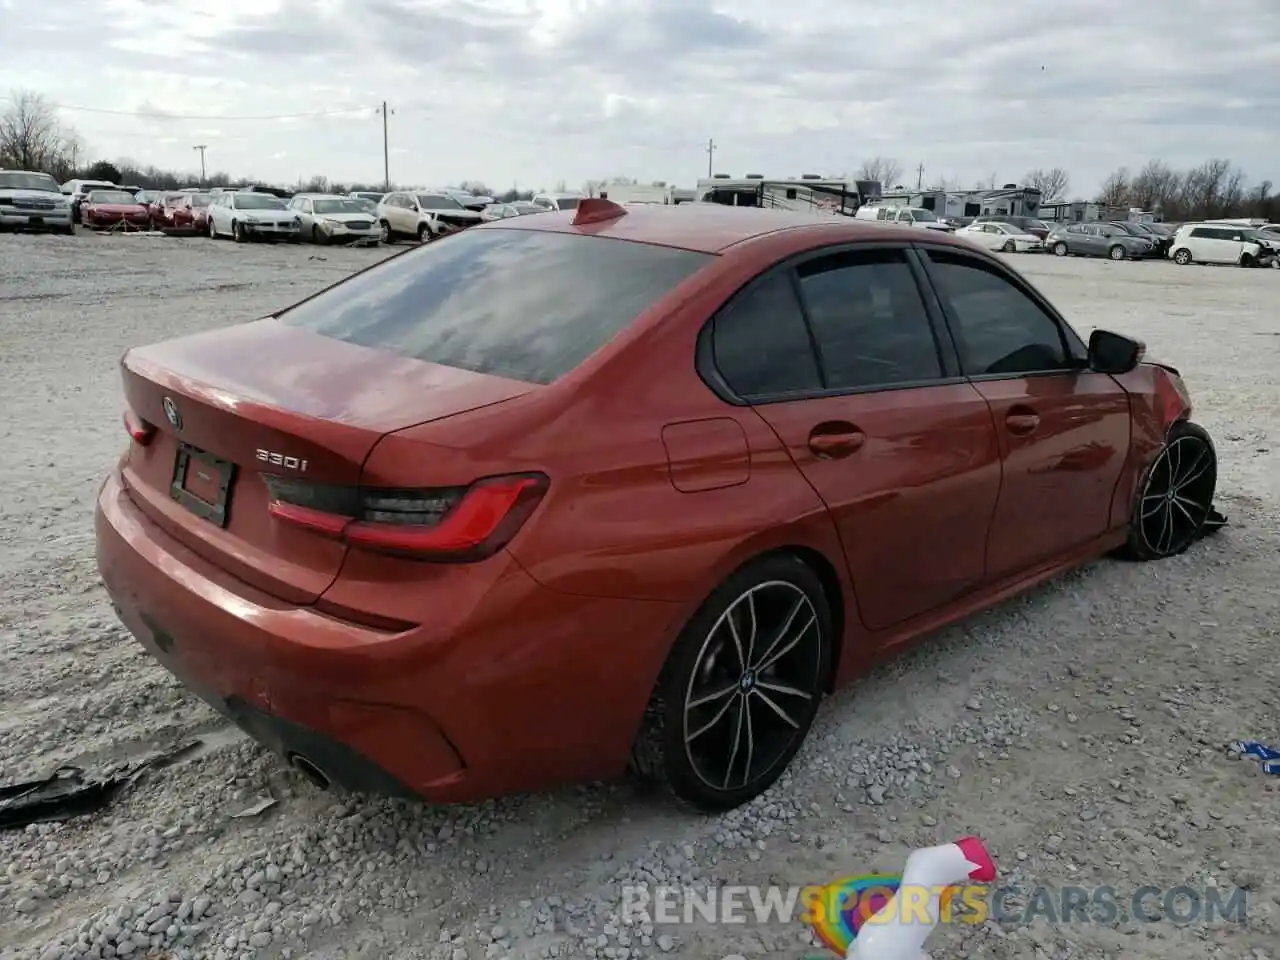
[693,174,882,216]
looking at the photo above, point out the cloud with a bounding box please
[3,0,1277,196]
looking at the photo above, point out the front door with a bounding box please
[708,247,1002,631]
[919,246,1131,578]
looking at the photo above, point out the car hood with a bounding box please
[317,211,377,223]
[237,209,292,220]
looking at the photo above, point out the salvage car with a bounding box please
[0,169,74,233]
[207,191,301,242]
[955,220,1043,253]
[97,200,1220,812]
[158,193,210,234]
[1047,222,1153,260]
[376,190,482,242]
[81,189,153,230]
[288,193,381,245]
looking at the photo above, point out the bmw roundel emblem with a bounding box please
[162,396,182,430]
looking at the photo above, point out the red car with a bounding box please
[95,200,1219,811]
[82,189,152,230]
[159,193,210,234]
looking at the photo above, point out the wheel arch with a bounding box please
[757,544,846,693]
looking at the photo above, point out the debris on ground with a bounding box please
[0,740,200,830]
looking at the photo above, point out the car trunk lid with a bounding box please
[118,318,534,603]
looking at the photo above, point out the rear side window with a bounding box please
[710,273,821,399]
[278,228,712,385]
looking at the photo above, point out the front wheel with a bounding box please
[233,221,246,243]
[1053,241,1068,256]
[1001,240,1016,252]
[416,223,430,243]
[1240,253,1255,268]
[311,225,325,245]
[630,554,831,811]
[1118,420,1217,562]
[208,217,218,239]
[1109,244,1126,261]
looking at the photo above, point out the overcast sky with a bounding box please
[4,0,1278,195]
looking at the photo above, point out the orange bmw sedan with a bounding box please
[96,200,1217,811]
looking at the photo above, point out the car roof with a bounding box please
[475,203,975,254]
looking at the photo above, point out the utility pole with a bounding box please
[706,138,716,178]
[376,102,394,191]
[193,145,207,183]
[916,162,924,190]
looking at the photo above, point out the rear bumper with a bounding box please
[95,468,679,802]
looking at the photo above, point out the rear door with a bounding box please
[918,245,1130,579]
[708,245,1002,631]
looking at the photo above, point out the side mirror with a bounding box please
[1088,329,1145,375]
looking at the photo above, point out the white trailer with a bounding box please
[693,174,880,216]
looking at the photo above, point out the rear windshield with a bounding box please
[277,228,713,385]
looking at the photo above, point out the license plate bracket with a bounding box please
[170,443,236,527]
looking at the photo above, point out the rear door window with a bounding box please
[796,249,944,389]
[278,229,712,385]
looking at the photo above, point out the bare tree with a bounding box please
[1096,167,1130,207]
[0,89,71,172]
[1179,159,1230,218]
[1127,160,1181,214]
[856,157,902,188]
[1219,166,1247,218]
[1024,167,1070,201]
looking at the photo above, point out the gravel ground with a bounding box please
[1,232,1277,960]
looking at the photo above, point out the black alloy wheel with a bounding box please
[1120,420,1217,561]
[631,554,831,811]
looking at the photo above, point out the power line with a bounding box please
[0,97,367,121]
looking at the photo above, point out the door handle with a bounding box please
[808,430,866,458]
[1005,406,1040,435]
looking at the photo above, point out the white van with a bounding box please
[1169,223,1269,266]
[854,204,953,231]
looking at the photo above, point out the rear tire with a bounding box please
[1117,420,1217,562]
[1109,244,1126,261]
[629,553,832,811]
[1173,247,1192,265]
[1053,241,1068,256]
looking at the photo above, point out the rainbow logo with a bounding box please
[807,874,903,955]
[807,874,966,955]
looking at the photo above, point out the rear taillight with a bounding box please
[1152,367,1192,430]
[123,410,156,445]
[264,473,548,561]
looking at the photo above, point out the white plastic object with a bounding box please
[846,836,996,960]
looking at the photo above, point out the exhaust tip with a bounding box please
[288,754,331,790]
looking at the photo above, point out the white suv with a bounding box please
[0,170,74,233]
[1169,223,1269,267]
